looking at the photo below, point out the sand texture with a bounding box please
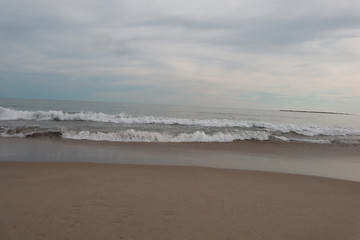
[1,162,360,240]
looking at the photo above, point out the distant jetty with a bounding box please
[280,110,351,115]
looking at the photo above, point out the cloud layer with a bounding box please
[1,0,360,112]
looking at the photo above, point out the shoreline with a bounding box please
[1,137,360,181]
[1,162,360,240]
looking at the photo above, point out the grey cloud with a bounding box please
[2,0,359,54]
[1,0,360,112]
[114,13,360,52]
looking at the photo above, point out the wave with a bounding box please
[1,106,360,137]
[0,126,62,139]
[63,129,270,142]
[0,126,269,142]
[272,135,331,144]
[1,126,357,144]
[0,106,128,122]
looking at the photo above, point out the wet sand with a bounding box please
[1,138,360,239]
[1,162,360,240]
[1,138,360,181]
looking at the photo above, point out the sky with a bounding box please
[1,0,360,113]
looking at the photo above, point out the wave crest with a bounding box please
[63,130,270,142]
[1,106,360,137]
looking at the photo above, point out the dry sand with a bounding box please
[1,162,360,240]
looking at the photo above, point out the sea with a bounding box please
[1,97,360,145]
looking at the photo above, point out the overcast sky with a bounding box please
[1,0,360,113]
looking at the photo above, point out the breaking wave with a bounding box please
[0,126,269,142]
[2,126,357,144]
[0,106,127,122]
[62,129,270,142]
[0,126,62,139]
[272,135,331,144]
[1,106,360,138]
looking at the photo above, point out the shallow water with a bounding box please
[1,138,360,181]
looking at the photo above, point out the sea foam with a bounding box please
[63,129,270,142]
[1,106,360,138]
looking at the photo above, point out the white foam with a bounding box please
[290,138,331,144]
[273,136,290,141]
[0,106,127,122]
[0,125,351,144]
[1,106,360,137]
[273,135,331,144]
[63,130,270,142]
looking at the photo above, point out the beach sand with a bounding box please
[1,138,360,239]
[1,162,360,240]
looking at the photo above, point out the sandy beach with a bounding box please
[1,138,360,239]
[1,162,360,240]
[2,0,360,237]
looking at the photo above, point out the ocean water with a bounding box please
[1,97,360,144]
